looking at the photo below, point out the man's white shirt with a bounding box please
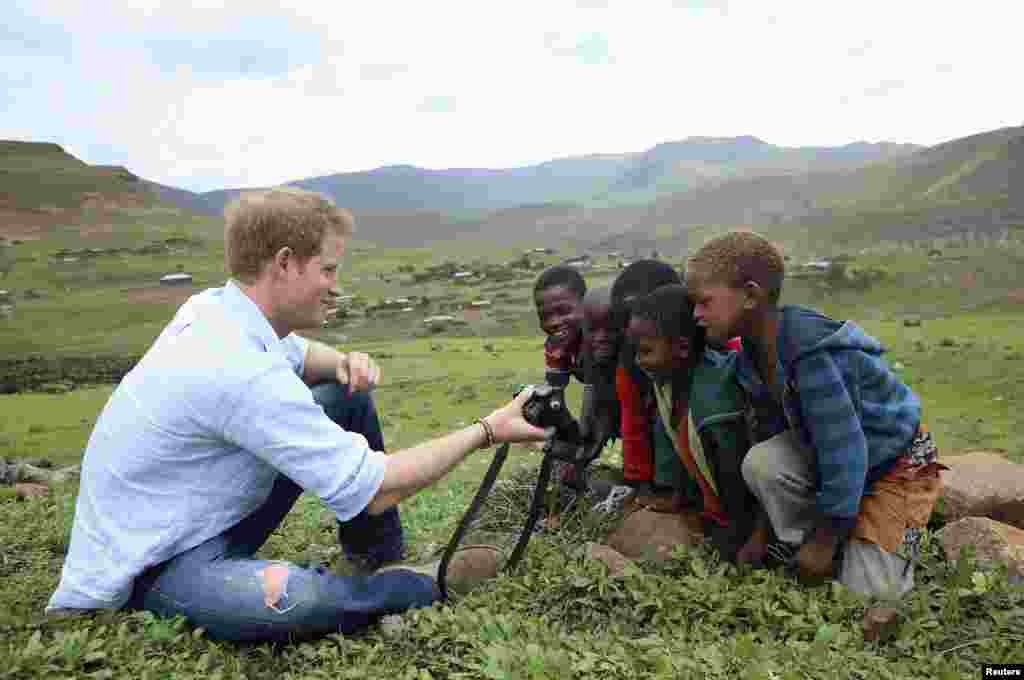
[47,280,386,611]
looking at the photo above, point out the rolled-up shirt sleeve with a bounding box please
[221,362,386,521]
[281,333,310,378]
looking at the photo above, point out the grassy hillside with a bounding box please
[0,141,218,246]
[2,305,1023,678]
[2,149,1024,676]
[625,126,1024,254]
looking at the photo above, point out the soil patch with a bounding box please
[1006,289,1024,304]
[124,286,197,306]
[78,223,115,239]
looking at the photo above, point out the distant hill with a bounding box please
[0,140,214,245]
[161,136,918,219]
[7,126,1019,256]
[622,125,1024,253]
[399,125,1023,255]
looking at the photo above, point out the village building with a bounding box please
[160,273,193,286]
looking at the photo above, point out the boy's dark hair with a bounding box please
[609,259,682,384]
[533,264,586,300]
[688,231,785,303]
[629,284,706,361]
[629,283,706,425]
[610,259,681,309]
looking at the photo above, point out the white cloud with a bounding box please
[2,0,1021,191]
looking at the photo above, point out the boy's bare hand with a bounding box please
[796,530,840,585]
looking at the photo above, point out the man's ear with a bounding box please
[271,247,293,277]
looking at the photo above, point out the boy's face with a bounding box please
[535,285,584,343]
[689,278,748,345]
[627,317,689,377]
[582,299,619,364]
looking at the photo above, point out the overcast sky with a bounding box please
[3,0,1020,192]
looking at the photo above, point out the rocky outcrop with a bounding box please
[583,542,634,578]
[940,451,1024,529]
[938,516,1024,584]
[606,508,704,562]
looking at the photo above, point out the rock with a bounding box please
[583,542,633,578]
[23,457,52,468]
[938,517,1024,584]
[607,508,704,562]
[903,317,922,327]
[941,451,1024,529]
[862,605,903,643]
[14,482,50,499]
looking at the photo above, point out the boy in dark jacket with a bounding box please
[687,231,944,597]
[626,284,757,559]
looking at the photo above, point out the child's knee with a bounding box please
[741,443,776,488]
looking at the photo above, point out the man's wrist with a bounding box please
[475,417,496,448]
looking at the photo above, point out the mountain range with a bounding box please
[3,126,1021,254]
[148,135,920,217]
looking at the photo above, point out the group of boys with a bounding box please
[533,231,944,599]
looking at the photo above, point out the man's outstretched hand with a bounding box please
[481,386,553,445]
[336,351,380,392]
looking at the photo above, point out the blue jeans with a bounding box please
[127,382,439,642]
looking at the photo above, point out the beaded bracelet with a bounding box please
[475,417,496,448]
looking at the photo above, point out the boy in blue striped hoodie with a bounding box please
[686,232,944,598]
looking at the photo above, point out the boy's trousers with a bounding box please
[742,430,914,598]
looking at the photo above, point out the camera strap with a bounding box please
[437,435,607,600]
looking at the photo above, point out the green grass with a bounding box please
[4,198,1024,676]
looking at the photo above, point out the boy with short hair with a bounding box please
[609,260,683,488]
[687,231,944,597]
[533,264,587,387]
[626,284,757,559]
[533,265,594,495]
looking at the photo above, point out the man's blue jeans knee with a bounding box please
[127,381,430,641]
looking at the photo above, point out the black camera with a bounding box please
[518,383,581,446]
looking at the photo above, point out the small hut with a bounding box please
[160,273,193,286]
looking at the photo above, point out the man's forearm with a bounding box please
[303,339,343,385]
[366,423,489,514]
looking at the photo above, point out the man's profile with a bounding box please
[47,187,549,642]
